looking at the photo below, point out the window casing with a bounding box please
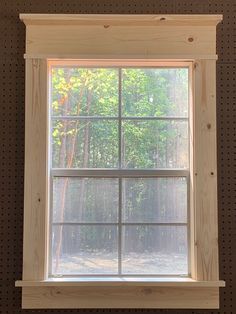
[16,14,225,309]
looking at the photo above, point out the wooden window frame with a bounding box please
[16,14,225,309]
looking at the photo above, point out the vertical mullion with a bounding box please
[118,68,122,275]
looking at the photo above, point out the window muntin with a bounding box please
[49,63,189,277]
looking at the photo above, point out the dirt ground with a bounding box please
[53,252,188,275]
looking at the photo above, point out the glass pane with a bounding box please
[51,67,118,116]
[122,68,188,117]
[122,177,187,223]
[122,226,188,275]
[122,120,188,168]
[52,119,118,168]
[51,225,118,275]
[53,178,119,223]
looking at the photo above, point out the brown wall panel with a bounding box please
[0,0,234,313]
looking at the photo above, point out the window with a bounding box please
[49,63,189,277]
[16,14,224,309]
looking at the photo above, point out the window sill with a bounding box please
[15,278,225,309]
[15,277,225,287]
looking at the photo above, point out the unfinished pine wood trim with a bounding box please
[20,14,222,26]
[193,59,219,281]
[24,25,217,56]
[24,54,219,60]
[21,286,220,309]
[23,58,49,280]
[20,14,222,58]
[16,279,225,287]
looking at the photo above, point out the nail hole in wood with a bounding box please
[188,37,194,42]
[160,17,166,21]
[207,123,211,129]
[104,25,110,29]
[211,172,214,176]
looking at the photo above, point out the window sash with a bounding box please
[50,66,189,170]
[49,173,190,277]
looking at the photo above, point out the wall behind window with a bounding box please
[0,0,234,313]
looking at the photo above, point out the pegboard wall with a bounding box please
[0,0,235,313]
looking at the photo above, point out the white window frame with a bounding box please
[16,14,225,309]
[49,60,191,279]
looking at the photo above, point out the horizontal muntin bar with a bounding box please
[52,222,187,226]
[51,169,189,177]
[51,115,188,121]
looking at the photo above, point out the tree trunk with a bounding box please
[54,72,89,273]
[77,91,92,246]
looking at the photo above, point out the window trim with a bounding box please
[16,14,225,309]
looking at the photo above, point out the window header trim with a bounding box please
[20,14,222,26]
[20,14,222,60]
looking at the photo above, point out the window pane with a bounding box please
[51,225,118,275]
[51,68,118,116]
[122,68,188,117]
[122,177,187,223]
[122,120,188,168]
[50,65,190,277]
[122,226,188,275]
[53,178,119,223]
[52,119,118,168]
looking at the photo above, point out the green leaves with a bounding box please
[51,68,119,117]
[51,67,188,169]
